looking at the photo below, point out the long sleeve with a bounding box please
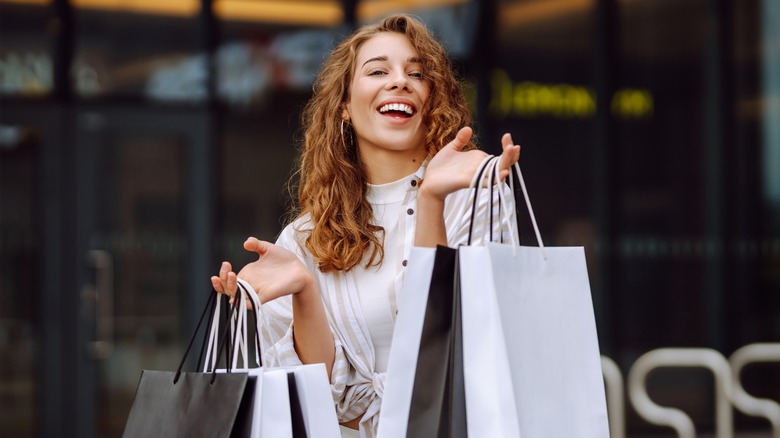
[255,221,380,429]
[443,180,518,247]
[250,170,517,438]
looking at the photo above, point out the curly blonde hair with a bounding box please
[293,14,475,272]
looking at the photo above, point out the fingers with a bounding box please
[498,133,521,178]
[212,261,237,298]
[448,126,473,152]
[210,276,223,292]
[227,271,237,295]
[244,237,270,256]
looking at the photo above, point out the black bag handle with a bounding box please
[467,156,498,245]
[174,288,244,384]
[488,157,499,243]
[196,290,218,372]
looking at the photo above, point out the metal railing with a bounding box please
[627,348,733,438]
[600,343,780,437]
[602,355,626,438]
[729,343,780,438]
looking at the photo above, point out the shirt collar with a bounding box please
[366,159,427,205]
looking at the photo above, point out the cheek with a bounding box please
[418,84,431,108]
[347,92,368,119]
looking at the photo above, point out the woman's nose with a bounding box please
[386,71,410,91]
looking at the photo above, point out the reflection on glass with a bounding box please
[215,0,342,26]
[215,0,345,109]
[90,135,185,435]
[71,0,200,18]
[0,124,38,437]
[72,1,203,100]
[498,0,594,55]
[357,0,477,58]
[0,1,53,96]
[762,0,780,206]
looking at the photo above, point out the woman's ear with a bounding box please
[342,107,350,122]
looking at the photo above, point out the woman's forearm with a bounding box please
[414,190,448,247]
[292,276,335,377]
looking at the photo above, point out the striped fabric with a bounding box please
[253,164,516,438]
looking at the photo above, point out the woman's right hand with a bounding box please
[421,127,520,200]
[210,237,314,305]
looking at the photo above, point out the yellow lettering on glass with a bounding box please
[489,68,652,120]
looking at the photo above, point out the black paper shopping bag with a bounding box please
[406,245,467,438]
[123,292,255,438]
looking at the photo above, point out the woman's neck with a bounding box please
[359,147,427,184]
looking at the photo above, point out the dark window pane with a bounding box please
[0,124,39,437]
[73,0,205,101]
[0,1,53,96]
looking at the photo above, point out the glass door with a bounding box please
[74,105,214,437]
[0,113,44,437]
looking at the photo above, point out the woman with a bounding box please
[212,14,520,437]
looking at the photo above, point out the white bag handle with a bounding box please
[465,154,547,259]
[508,161,546,257]
[203,294,224,372]
[203,284,262,372]
[231,286,249,371]
[236,278,281,367]
[237,280,265,367]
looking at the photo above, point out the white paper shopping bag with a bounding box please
[376,246,436,438]
[284,363,341,438]
[233,280,340,438]
[459,161,609,437]
[459,244,521,437]
[460,244,609,438]
[259,368,294,437]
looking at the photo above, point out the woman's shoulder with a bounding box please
[279,214,313,234]
[275,215,313,252]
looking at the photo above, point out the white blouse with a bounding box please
[356,172,417,373]
[247,163,514,438]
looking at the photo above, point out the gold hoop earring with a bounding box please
[340,119,353,149]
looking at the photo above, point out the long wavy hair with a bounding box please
[293,14,475,272]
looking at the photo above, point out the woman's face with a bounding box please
[345,32,430,159]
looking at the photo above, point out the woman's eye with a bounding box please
[368,70,386,76]
[409,72,423,78]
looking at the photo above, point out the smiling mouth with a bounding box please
[378,103,415,118]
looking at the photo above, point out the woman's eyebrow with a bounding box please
[361,55,424,68]
[362,56,387,67]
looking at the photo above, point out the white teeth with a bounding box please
[379,103,414,115]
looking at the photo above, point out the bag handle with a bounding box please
[489,159,547,254]
[196,290,218,372]
[465,155,547,259]
[202,282,264,371]
[508,162,545,253]
[467,155,507,246]
[466,155,499,245]
[236,281,264,368]
[237,278,284,367]
[174,288,243,384]
[203,292,226,371]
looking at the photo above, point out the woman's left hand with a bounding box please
[210,237,314,307]
[420,127,520,200]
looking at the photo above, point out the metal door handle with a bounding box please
[85,249,114,359]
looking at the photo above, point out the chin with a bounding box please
[379,131,426,151]
[382,139,425,153]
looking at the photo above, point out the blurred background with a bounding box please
[0,0,778,436]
